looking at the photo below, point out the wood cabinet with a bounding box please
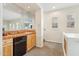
[64,38,67,54]
[31,34,36,48]
[27,35,32,51]
[3,30,36,56]
[3,39,13,56]
[27,33,36,51]
[3,43,13,56]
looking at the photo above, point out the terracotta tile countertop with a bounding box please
[3,29,36,39]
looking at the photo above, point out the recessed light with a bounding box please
[52,6,56,9]
[27,6,30,8]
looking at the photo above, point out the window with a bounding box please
[67,15,75,28]
[52,17,58,28]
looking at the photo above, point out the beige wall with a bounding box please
[0,3,3,56]
[35,9,43,47]
[3,8,35,31]
[44,5,79,43]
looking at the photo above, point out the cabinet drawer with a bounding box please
[3,38,13,45]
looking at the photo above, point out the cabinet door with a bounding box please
[31,34,36,48]
[64,39,67,54]
[27,35,32,51]
[3,43,13,56]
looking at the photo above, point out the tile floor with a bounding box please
[25,41,64,56]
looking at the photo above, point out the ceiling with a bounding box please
[3,3,79,14]
[3,3,40,20]
[3,3,40,14]
[39,3,79,12]
[3,3,79,20]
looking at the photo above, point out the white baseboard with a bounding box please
[45,39,62,44]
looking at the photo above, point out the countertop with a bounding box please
[63,32,79,39]
[63,32,79,56]
[3,30,36,39]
